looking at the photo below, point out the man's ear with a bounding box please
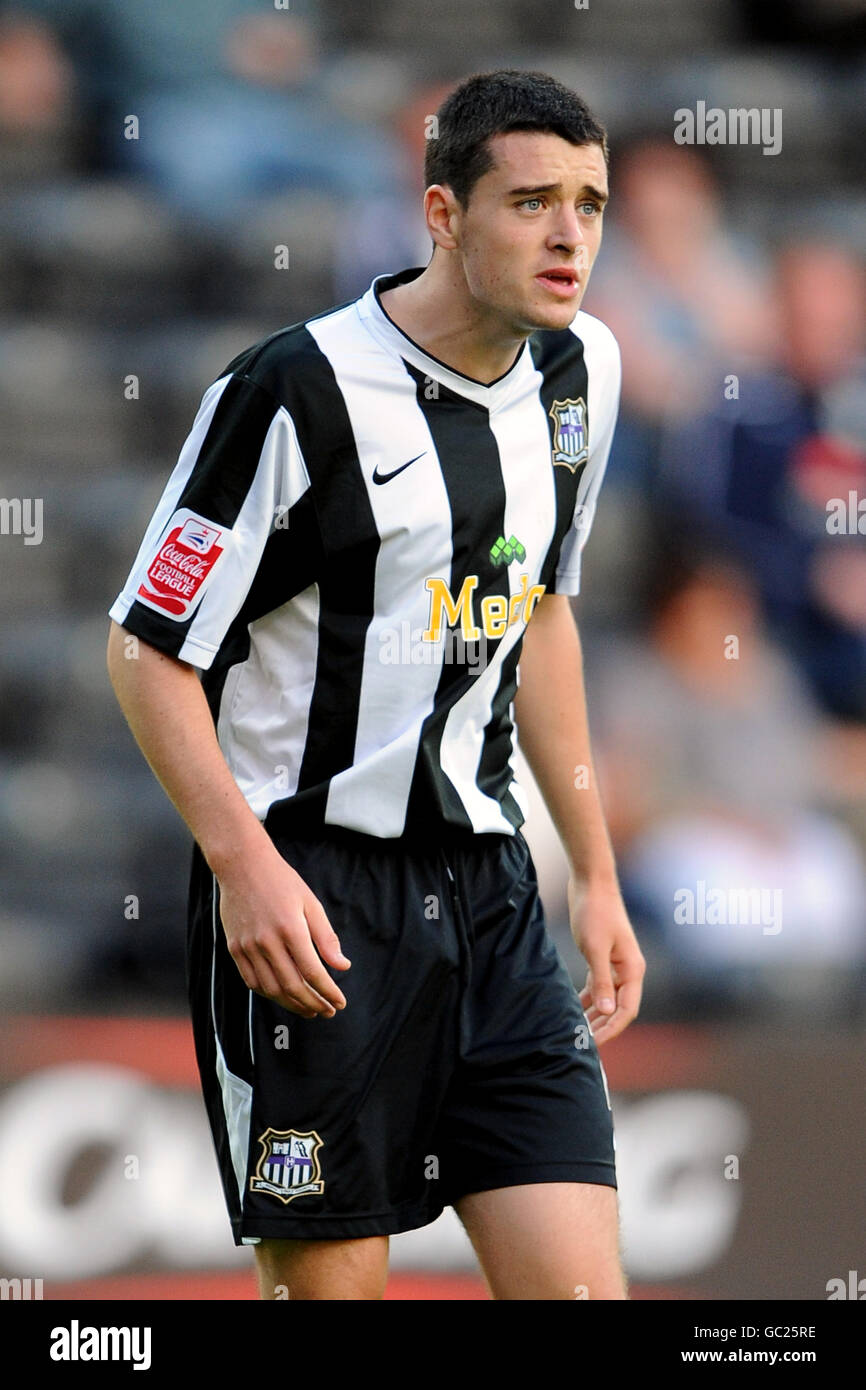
[424,184,461,252]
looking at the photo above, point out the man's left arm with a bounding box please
[513,592,645,1044]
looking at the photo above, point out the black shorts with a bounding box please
[186,824,617,1243]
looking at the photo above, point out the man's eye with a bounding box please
[519,198,544,211]
[580,202,601,216]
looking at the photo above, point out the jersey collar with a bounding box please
[357,266,536,409]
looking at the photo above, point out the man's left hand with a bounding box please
[569,878,646,1046]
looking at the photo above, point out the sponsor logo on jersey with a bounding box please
[136,510,224,619]
[423,571,545,642]
[549,397,589,471]
[489,534,526,566]
[250,1128,325,1204]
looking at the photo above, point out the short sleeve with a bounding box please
[109,373,310,669]
[553,315,622,596]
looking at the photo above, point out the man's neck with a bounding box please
[378,259,526,385]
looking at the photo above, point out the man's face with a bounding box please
[449,130,608,333]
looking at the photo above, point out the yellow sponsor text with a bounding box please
[423,572,545,641]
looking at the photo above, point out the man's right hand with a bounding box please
[217,846,351,1018]
[106,624,350,1019]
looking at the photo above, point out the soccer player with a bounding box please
[106,68,645,1301]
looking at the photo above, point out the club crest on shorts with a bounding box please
[548,397,589,471]
[250,1128,325,1203]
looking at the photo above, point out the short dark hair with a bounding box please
[424,69,608,211]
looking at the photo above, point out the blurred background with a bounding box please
[0,0,864,1299]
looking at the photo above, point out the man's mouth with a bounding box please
[535,268,580,297]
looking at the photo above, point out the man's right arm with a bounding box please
[106,619,351,1018]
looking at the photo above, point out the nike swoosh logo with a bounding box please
[372,452,427,485]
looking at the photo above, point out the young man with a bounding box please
[106,68,645,1301]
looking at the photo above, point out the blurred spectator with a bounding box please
[0,0,411,219]
[587,138,776,431]
[657,240,866,719]
[330,78,448,302]
[587,544,866,1015]
[0,10,72,133]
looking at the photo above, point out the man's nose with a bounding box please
[549,205,587,252]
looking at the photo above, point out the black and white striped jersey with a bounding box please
[110,265,621,840]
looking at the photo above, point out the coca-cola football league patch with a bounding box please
[136,509,225,620]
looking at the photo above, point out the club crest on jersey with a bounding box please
[136,509,224,620]
[250,1128,325,1203]
[548,397,589,471]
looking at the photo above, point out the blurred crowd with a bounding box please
[0,0,864,1021]
[583,139,866,1021]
